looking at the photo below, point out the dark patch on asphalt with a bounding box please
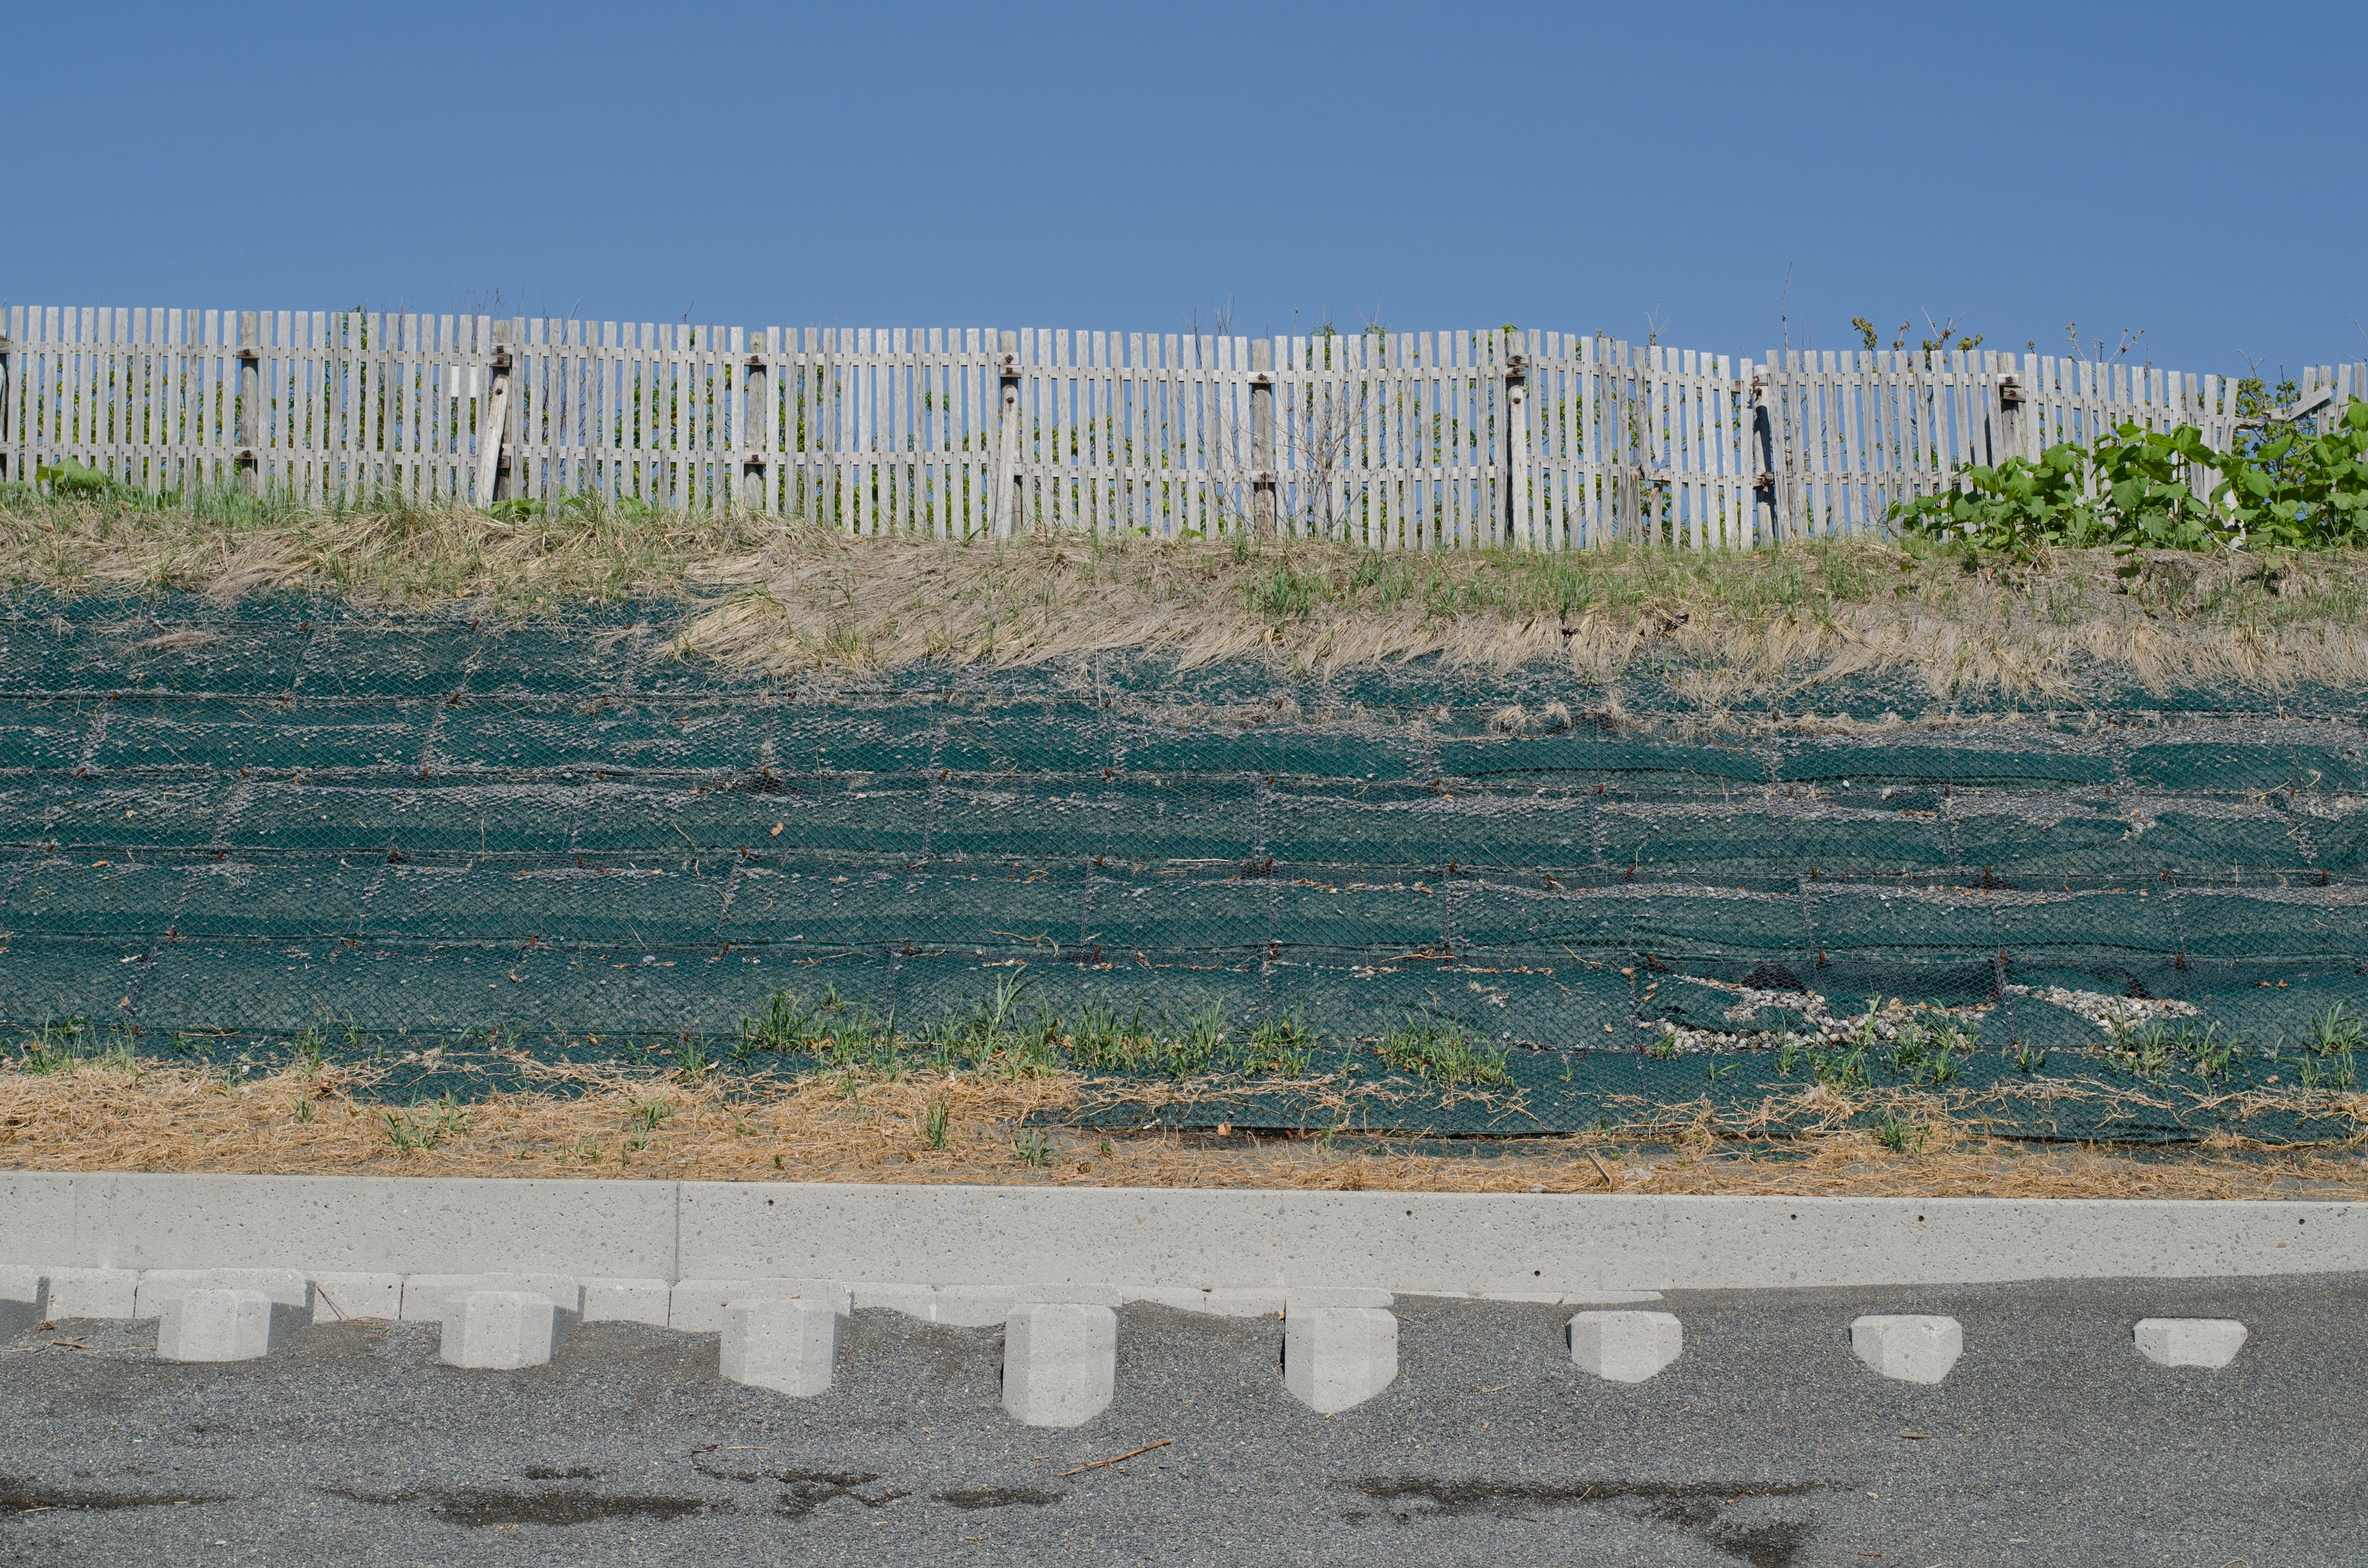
[522,1465,599,1481]
[776,1470,910,1519]
[691,1458,913,1521]
[1347,1477,1819,1567]
[0,1477,231,1513]
[1704,1519,1813,1568]
[435,1488,719,1528]
[935,1485,1067,1510]
[323,1485,719,1527]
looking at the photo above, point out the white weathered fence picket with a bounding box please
[2,305,2360,550]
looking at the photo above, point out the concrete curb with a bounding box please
[2,1172,2359,1294]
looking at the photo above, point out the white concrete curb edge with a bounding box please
[1,1172,2358,1295]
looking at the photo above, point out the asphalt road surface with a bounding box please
[4,1274,2362,1567]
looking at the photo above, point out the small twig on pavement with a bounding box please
[1054,1439,1172,1477]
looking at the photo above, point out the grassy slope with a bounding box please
[9,493,2368,700]
[9,493,2368,1189]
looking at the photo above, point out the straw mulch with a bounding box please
[4,1059,2361,1199]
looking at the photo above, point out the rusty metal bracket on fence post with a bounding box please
[993,334,1023,537]
[742,327,771,514]
[1504,350,1531,546]
[472,321,516,507]
[1250,340,1276,540]
[236,312,263,496]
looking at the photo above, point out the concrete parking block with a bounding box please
[720,1299,842,1397]
[155,1288,304,1363]
[582,1278,673,1326]
[1001,1303,1116,1427]
[1283,1306,1398,1413]
[0,1268,47,1338]
[850,1284,1017,1325]
[44,1267,139,1320]
[2134,1318,2248,1368]
[308,1273,403,1323]
[1568,1310,1684,1383]
[1014,1283,1132,1307]
[1851,1315,1963,1384]
[134,1269,312,1320]
[438,1291,578,1369]
[1283,1287,1394,1311]
[403,1273,583,1323]
[1122,1286,1222,1313]
[669,1278,851,1331]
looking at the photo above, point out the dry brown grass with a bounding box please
[10,494,2368,700]
[4,1058,2361,1199]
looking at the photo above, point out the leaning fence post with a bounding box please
[993,330,1022,536]
[741,326,771,514]
[236,311,261,496]
[1250,337,1276,540]
[1504,337,1532,548]
[472,319,516,507]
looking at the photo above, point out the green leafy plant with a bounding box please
[1875,1115,1928,1155]
[1013,1129,1054,1168]
[1809,1047,1868,1091]
[36,459,175,508]
[2111,1023,2173,1080]
[1893,443,2101,560]
[1895,400,2368,557]
[1375,1020,1511,1086]
[919,1094,952,1150]
[1241,1015,1317,1077]
[2307,1004,2366,1058]
[383,1095,467,1152]
[2212,399,2368,548]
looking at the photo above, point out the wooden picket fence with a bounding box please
[4,304,2361,549]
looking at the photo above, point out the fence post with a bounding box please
[742,326,771,514]
[1251,337,1275,539]
[0,320,12,485]
[993,330,1022,536]
[1503,337,1531,547]
[236,311,261,496]
[1748,358,1777,544]
[1996,351,2025,464]
[472,319,516,507]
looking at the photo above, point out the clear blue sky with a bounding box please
[9,1,2361,377]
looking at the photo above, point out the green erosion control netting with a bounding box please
[4,589,2367,1143]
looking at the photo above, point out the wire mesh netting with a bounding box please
[5,589,2366,1142]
